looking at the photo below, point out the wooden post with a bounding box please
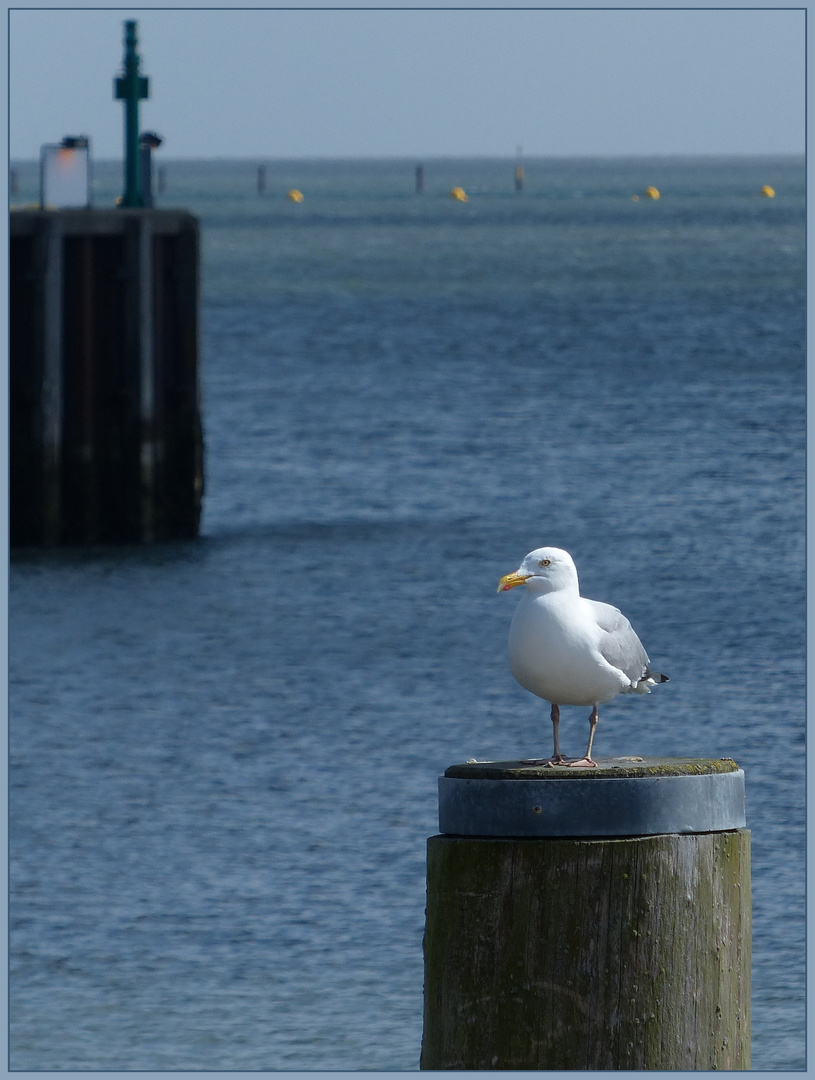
[421,757,750,1070]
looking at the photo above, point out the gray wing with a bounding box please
[585,599,649,683]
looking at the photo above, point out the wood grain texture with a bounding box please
[421,831,750,1070]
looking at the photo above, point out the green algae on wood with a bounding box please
[420,829,751,1070]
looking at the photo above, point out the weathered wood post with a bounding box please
[421,757,750,1070]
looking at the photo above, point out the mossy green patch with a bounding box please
[445,756,739,780]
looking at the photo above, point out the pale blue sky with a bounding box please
[9,7,805,160]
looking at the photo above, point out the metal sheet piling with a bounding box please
[10,209,203,547]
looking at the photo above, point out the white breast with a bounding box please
[508,591,628,707]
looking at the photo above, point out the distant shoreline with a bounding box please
[9,152,805,167]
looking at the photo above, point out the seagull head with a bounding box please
[497,546,579,595]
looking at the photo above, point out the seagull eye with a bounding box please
[539,558,551,567]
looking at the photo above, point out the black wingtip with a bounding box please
[646,669,669,684]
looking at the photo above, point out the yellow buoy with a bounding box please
[760,185,775,198]
[644,186,660,200]
[450,186,469,202]
[288,189,304,202]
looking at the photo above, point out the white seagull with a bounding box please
[497,546,668,767]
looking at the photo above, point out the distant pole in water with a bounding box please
[114,20,150,208]
[415,165,425,193]
[157,165,167,194]
[515,144,524,192]
[257,165,267,195]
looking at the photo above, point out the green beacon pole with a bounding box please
[115,20,150,207]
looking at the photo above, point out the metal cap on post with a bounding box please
[438,755,746,836]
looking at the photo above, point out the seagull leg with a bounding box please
[521,703,569,767]
[565,705,599,768]
[549,703,568,764]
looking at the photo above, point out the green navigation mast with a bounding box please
[114,20,150,207]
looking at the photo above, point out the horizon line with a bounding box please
[9,151,805,165]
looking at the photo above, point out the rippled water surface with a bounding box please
[10,157,805,1070]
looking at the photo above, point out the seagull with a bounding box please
[497,546,668,767]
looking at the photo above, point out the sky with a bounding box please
[8,7,806,161]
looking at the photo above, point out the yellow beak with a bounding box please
[497,571,531,593]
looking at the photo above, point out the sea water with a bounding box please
[10,157,805,1070]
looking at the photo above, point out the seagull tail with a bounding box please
[633,669,669,694]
